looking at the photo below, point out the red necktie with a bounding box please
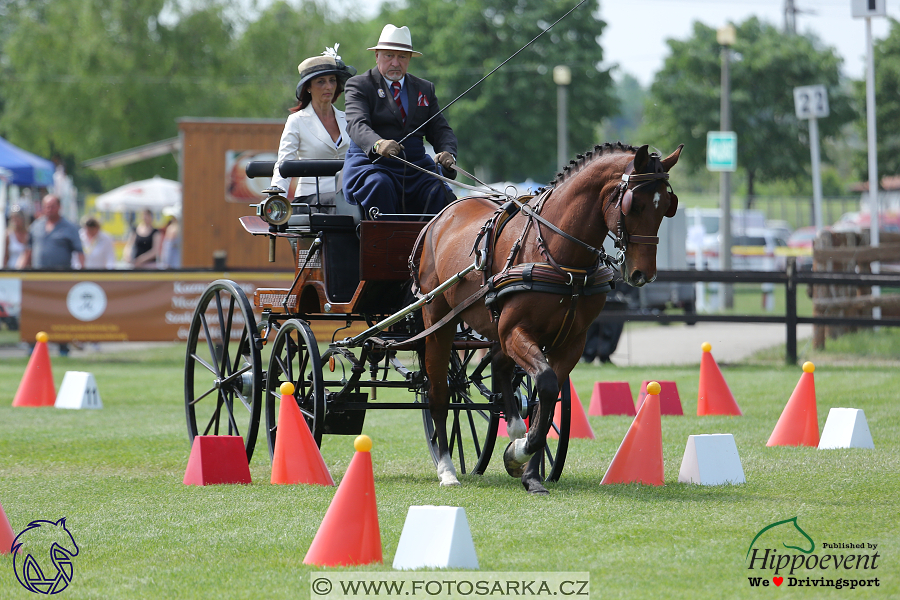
[391,81,406,124]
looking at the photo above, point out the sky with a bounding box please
[328,0,899,87]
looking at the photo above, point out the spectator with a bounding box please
[20,194,83,270]
[160,206,181,269]
[80,215,116,269]
[125,209,162,269]
[5,207,28,269]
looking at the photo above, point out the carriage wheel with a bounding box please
[421,342,500,476]
[264,318,325,460]
[184,280,263,463]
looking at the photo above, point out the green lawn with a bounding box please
[0,336,897,599]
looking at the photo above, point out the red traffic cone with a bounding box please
[12,332,56,407]
[183,436,252,485]
[304,435,382,566]
[601,381,664,486]
[697,342,742,416]
[549,380,594,439]
[588,381,635,416]
[271,382,333,486]
[0,502,16,555]
[637,380,683,415]
[767,362,819,447]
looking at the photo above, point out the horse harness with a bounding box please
[403,157,674,351]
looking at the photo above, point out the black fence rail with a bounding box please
[602,260,900,364]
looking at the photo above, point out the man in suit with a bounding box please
[343,24,458,219]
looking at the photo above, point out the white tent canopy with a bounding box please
[95,176,181,212]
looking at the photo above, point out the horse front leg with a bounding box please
[490,344,527,441]
[425,324,459,486]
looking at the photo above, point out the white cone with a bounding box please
[55,371,103,409]
[818,408,874,449]
[678,434,745,485]
[392,506,479,570]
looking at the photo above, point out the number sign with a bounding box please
[852,0,886,18]
[793,85,829,120]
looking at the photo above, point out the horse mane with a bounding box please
[541,141,638,192]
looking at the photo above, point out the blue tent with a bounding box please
[0,137,54,187]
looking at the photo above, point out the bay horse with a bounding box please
[414,142,683,494]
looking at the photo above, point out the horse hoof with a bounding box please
[503,442,526,478]
[440,478,461,487]
[522,476,549,495]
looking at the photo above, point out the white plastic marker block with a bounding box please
[392,506,479,570]
[678,434,745,485]
[55,371,103,409]
[818,408,874,450]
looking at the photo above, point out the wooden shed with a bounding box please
[178,118,295,270]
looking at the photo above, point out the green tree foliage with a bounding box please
[644,18,854,202]
[855,18,900,178]
[386,0,615,183]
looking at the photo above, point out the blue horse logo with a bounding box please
[12,518,79,594]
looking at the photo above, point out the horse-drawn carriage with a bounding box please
[184,142,682,493]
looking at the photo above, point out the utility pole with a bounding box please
[717,25,735,309]
[784,0,797,34]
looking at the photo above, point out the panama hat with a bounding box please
[367,24,422,56]
[296,45,357,100]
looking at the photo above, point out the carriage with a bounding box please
[183,142,682,492]
[183,158,572,483]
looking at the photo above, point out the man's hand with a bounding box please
[374,139,403,157]
[435,151,456,171]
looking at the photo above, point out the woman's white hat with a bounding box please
[367,24,422,56]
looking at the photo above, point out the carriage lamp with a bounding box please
[257,191,292,227]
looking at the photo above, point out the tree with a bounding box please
[643,18,855,204]
[855,17,900,178]
[384,0,616,184]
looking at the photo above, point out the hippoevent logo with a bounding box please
[746,517,880,590]
[11,518,79,594]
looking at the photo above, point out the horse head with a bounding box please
[607,144,683,286]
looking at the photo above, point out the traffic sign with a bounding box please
[793,85,829,120]
[707,131,737,172]
[852,0,886,18]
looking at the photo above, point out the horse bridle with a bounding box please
[605,158,676,258]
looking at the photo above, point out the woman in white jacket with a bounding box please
[272,46,356,206]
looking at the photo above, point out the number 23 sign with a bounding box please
[793,85,829,120]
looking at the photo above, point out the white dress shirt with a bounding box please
[272,104,349,197]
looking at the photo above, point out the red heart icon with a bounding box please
[773,577,783,586]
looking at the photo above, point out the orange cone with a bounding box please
[271,383,334,486]
[601,381,664,486]
[549,380,594,439]
[588,381,635,416]
[697,342,742,416]
[303,435,382,566]
[0,502,16,555]
[12,332,56,407]
[767,362,819,447]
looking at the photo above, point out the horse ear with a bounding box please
[633,145,650,172]
[665,192,678,218]
[662,144,684,172]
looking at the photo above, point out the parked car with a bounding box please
[786,226,818,270]
[731,227,788,271]
[685,207,767,268]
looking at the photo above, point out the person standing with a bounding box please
[20,194,83,269]
[159,206,181,269]
[5,207,28,269]
[271,46,356,206]
[125,209,161,269]
[79,216,116,269]
[343,24,458,219]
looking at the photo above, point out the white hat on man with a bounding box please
[367,24,423,56]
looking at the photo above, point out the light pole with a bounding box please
[554,65,571,173]
[717,24,735,309]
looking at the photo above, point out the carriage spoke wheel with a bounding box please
[518,374,571,483]
[184,280,262,463]
[265,319,324,460]
[421,343,499,476]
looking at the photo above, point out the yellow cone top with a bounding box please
[701,342,712,353]
[280,382,295,395]
[354,434,372,453]
[646,381,661,396]
[36,332,49,343]
[802,361,815,373]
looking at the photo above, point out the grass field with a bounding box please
[0,332,898,599]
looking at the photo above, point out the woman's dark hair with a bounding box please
[289,79,345,113]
